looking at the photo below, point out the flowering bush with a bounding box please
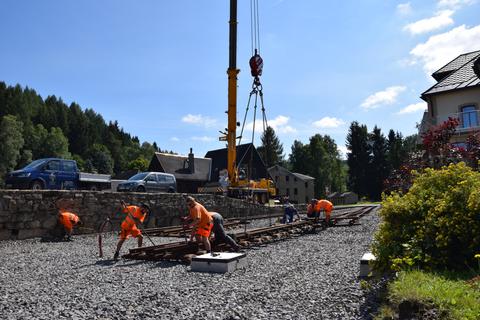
[373,162,480,271]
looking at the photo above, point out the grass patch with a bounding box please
[386,270,480,319]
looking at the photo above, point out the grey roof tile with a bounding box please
[423,51,480,96]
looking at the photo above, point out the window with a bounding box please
[275,176,278,182]
[286,176,290,183]
[276,188,279,195]
[146,175,156,182]
[156,174,166,182]
[45,160,60,171]
[294,177,297,182]
[63,161,76,172]
[286,188,290,196]
[305,182,308,188]
[461,105,478,128]
[294,188,298,195]
[305,196,309,203]
[166,176,175,182]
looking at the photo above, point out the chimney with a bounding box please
[188,148,195,174]
[473,57,480,79]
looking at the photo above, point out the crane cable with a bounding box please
[237,0,269,179]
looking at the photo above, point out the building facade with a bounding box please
[419,50,480,145]
[268,165,314,204]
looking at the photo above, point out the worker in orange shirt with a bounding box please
[113,201,150,261]
[185,196,217,256]
[58,210,81,241]
[317,199,334,224]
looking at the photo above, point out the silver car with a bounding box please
[117,172,176,193]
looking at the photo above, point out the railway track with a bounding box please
[122,205,377,263]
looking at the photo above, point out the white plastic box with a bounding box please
[191,252,247,273]
[359,252,376,277]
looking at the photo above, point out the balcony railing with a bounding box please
[437,110,480,132]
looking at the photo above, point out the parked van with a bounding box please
[116,172,176,193]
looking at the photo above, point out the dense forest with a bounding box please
[0,82,171,184]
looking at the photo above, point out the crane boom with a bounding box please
[227,0,239,185]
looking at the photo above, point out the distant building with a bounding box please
[148,149,211,193]
[419,50,480,145]
[268,165,314,204]
[205,143,269,183]
[327,191,358,205]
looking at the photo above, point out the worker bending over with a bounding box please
[113,201,149,261]
[210,212,241,251]
[58,210,81,241]
[306,199,334,224]
[185,196,217,256]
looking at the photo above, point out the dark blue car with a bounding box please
[5,158,111,190]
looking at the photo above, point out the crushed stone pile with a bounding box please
[0,207,380,320]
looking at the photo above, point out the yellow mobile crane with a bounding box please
[219,0,275,202]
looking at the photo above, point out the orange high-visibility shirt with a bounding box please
[59,211,80,232]
[317,200,333,212]
[189,202,213,227]
[121,206,145,230]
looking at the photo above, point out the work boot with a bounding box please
[113,252,119,261]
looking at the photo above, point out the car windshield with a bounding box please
[23,159,47,170]
[128,173,149,181]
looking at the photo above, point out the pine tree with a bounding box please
[257,126,284,167]
[368,126,388,200]
[346,121,370,198]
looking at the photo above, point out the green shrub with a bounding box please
[373,162,480,271]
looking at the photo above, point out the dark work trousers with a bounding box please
[211,213,239,250]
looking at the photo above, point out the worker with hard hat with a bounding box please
[113,201,150,261]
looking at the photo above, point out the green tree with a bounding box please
[346,121,370,198]
[0,115,24,183]
[89,144,114,174]
[289,140,309,173]
[257,126,284,167]
[128,157,149,171]
[44,127,70,158]
[368,126,388,201]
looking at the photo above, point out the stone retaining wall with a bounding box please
[0,190,275,240]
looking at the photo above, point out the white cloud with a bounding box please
[438,0,476,9]
[313,117,345,129]
[191,136,214,142]
[360,86,406,110]
[181,114,217,128]
[170,137,180,142]
[403,10,454,35]
[397,2,412,15]
[396,102,428,115]
[245,115,297,134]
[409,24,480,74]
[337,145,349,160]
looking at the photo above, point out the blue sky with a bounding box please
[1,0,480,159]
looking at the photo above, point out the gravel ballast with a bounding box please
[0,207,380,320]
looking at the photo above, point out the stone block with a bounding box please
[25,220,41,229]
[42,216,57,229]
[0,229,11,240]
